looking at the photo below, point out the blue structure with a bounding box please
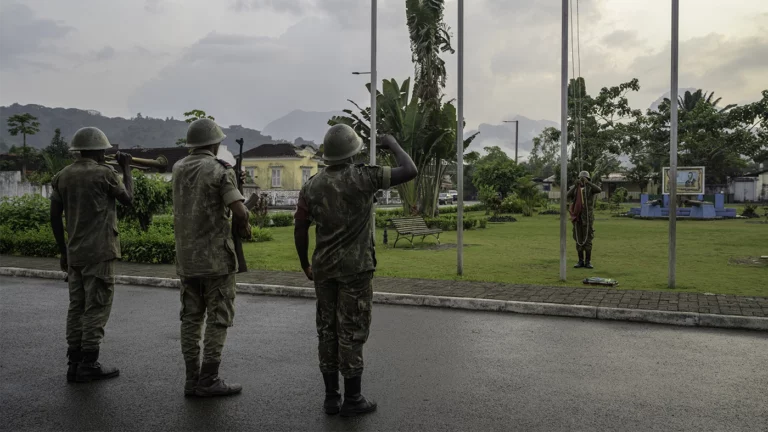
[630,193,736,219]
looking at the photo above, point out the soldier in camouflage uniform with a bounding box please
[567,171,602,269]
[173,118,252,397]
[50,127,134,383]
[294,124,417,417]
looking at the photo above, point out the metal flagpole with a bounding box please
[559,0,568,281]
[669,0,679,288]
[456,0,464,276]
[370,0,378,239]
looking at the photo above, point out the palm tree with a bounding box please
[405,0,454,105]
[678,90,735,113]
[7,113,40,179]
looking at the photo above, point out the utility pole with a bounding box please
[456,0,464,276]
[559,0,568,281]
[503,120,519,163]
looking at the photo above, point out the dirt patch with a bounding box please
[728,256,768,267]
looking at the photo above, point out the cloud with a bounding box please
[601,30,640,47]
[94,46,116,61]
[0,3,74,70]
[230,0,311,14]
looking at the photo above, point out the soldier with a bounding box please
[50,127,134,383]
[294,124,418,417]
[567,170,602,269]
[173,118,252,398]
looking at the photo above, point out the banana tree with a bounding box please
[329,77,477,216]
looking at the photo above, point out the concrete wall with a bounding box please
[0,171,53,199]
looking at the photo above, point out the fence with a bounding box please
[0,171,54,199]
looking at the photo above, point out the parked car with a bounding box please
[438,192,450,205]
[448,190,458,202]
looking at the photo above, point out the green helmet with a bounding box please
[186,118,226,148]
[323,124,362,165]
[578,170,590,180]
[69,127,112,151]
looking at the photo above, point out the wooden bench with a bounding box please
[389,217,442,248]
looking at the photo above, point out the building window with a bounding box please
[302,167,311,185]
[271,168,281,188]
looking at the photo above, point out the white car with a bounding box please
[438,193,450,205]
[447,190,458,202]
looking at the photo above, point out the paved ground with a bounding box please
[2,255,767,317]
[0,276,766,431]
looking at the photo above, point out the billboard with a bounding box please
[662,166,705,195]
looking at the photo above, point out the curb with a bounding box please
[2,267,766,332]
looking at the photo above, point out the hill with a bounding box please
[466,115,560,159]
[262,109,344,144]
[0,104,275,151]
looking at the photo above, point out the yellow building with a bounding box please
[241,143,323,190]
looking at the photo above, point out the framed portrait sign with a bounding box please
[662,166,705,195]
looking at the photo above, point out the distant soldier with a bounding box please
[50,127,134,383]
[294,125,417,417]
[173,118,252,397]
[567,170,602,269]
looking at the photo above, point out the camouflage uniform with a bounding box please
[567,183,601,253]
[295,163,391,378]
[50,158,125,353]
[173,148,244,367]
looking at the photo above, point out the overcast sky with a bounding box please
[1,0,766,130]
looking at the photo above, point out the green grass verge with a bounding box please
[242,209,767,297]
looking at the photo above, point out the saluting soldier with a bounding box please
[294,124,417,417]
[50,127,134,383]
[172,118,251,397]
[567,170,602,269]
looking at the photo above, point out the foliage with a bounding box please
[595,201,610,211]
[247,227,274,242]
[6,113,40,147]
[473,146,526,198]
[117,171,172,231]
[487,215,517,223]
[528,127,560,179]
[176,109,216,146]
[0,194,51,231]
[500,195,525,214]
[270,213,294,227]
[610,187,629,213]
[405,0,454,104]
[248,193,270,228]
[514,175,544,217]
[120,226,176,264]
[423,215,478,231]
[46,128,70,159]
[740,204,759,218]
[478,218,487,229]
[478,184,501,215]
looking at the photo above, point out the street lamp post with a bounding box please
[503,120,519,163]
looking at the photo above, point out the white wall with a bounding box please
[0,171,53,199]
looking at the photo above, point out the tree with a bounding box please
[405,0,454,104]
[176,109,215,146]
[528,127,560,178]
[514,175,543,216]
[472,146,526,198]
[27,129,74,185]
[7,113,40,178]
[46,128,70,159]
[117,171,172,231]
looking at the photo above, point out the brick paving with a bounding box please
[2,255,766,317]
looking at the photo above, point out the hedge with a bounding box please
[0,195,51,231]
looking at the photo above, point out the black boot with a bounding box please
[75,349,119,382]
[66,347,82,383]
[184,360,200,397]
[340,376,377,417]
[574,251,585,268]
[195,362,242,397]
[322,372,342,415]
[585,251,594,269]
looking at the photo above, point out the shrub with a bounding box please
[741,204,759,218]
[121,228,176,264]
[500,195,524,214]
[488,215,517,223]
[270,212,294,227]
[117,171,172,231]
[0,194,51,231]
[595,201,610,211]
[423,215,478,231]
[0,226,17,254]
[152,214,174,230]
[538,207,560,215]
[250,227,274,242]
[478,218,487,229]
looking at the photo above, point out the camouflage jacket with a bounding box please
[50,158,125,266]
[172,148,244,277]
[295,163,391,282]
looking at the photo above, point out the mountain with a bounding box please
[465,115,559,159]
[262,109,344,144]
[0,104,275,151]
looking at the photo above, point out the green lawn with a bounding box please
[243,209,768,297]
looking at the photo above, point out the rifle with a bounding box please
[233,138,248,273]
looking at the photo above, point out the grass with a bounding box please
[243,206,767,297]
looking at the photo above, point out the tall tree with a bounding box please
[528,127,561,178]
[46,128,70,159]
[7,113,40,178]
[472,146,526,198]
[405,0,454,105]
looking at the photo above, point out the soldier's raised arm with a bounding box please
[377,135,417,186]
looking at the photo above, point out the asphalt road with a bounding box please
[0,276,766,432]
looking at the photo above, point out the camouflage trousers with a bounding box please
[179,274,236,365]
[66,260,116,352]
[572,216,595,253]
[314,272,374,378]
